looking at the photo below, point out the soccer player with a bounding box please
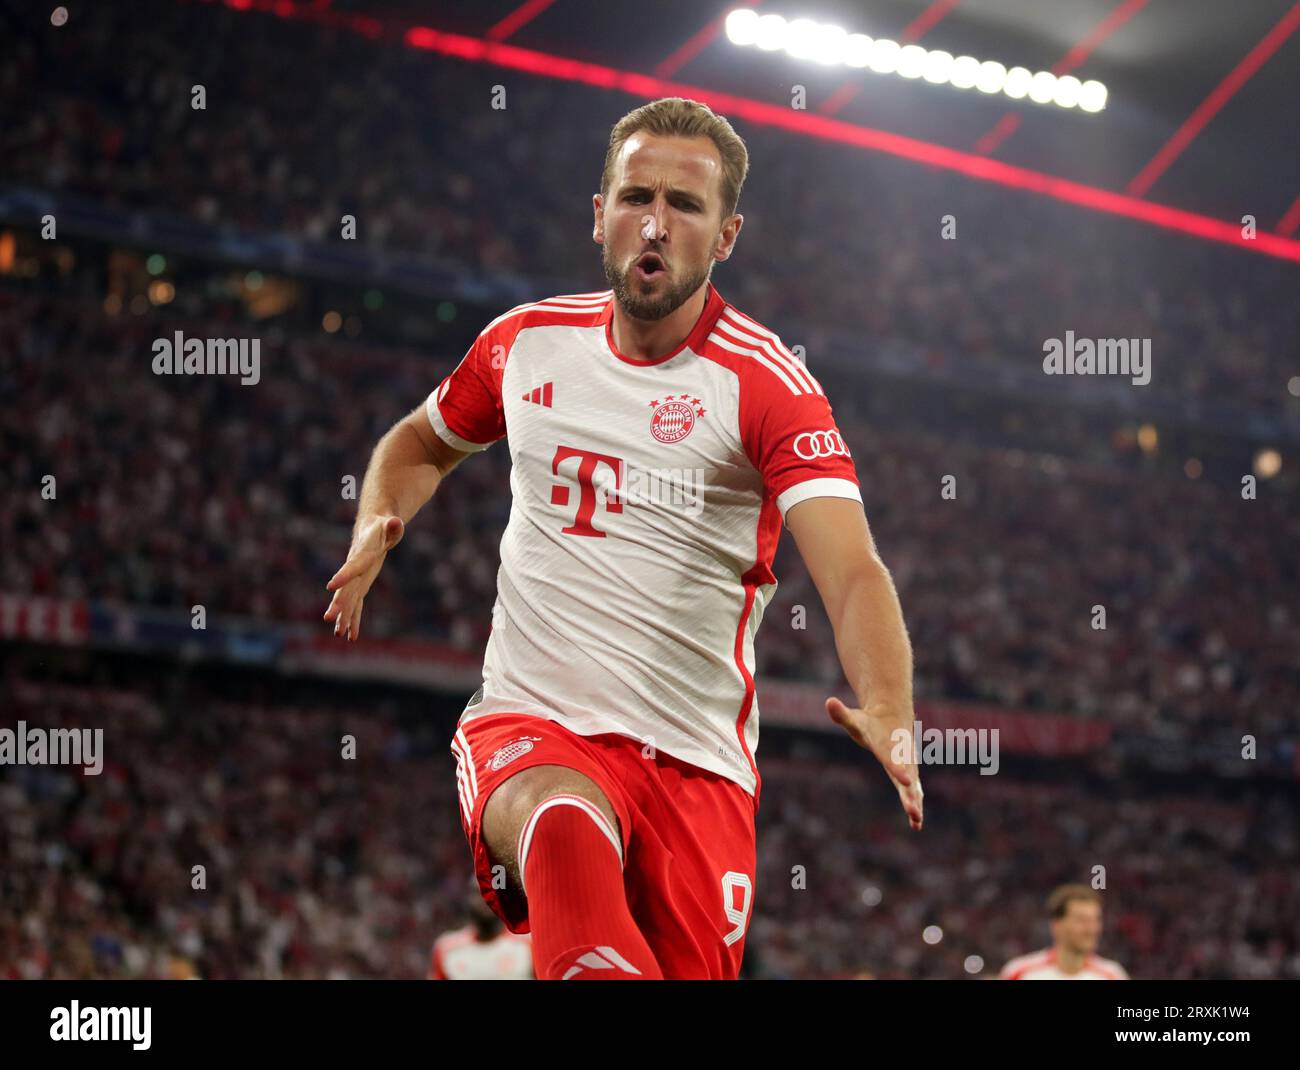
[1000,885,1130,980]
[429,881,534,980]
[324,97,922,980]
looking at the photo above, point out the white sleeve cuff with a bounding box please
[425,390,495,453]
[775,477,863,519]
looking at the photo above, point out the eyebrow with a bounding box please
[619,184,704,207]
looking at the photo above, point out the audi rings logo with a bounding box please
[792,429,850,460]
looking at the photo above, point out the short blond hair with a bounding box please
[1047,884,1101,919]
[601,97,749,220]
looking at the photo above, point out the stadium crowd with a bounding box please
[2,670,1295,980]
[3,0,1297,984]
[3,290,1296,743]
[4,0,1300,415]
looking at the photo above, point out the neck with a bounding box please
[1055,946,1086,974]
[611,283,708,362]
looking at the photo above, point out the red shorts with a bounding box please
[450,712,758,980]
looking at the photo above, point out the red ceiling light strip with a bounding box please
[487,0,557,43]
[973,113,1021,156]
[1053,0,1149,75]
[899,0,964,43]
[820,0,963,116]
[213,0,380,36]
[655,1,757,79]
[819,80,860,116]
[974,0,1149,155]
[399,24,1300,262]
[1277,193,1300,238]
[1127,0,1300,197]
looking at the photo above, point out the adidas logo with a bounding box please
[559,945,642,980]
[522,382,554,407]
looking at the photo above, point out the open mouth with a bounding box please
[634,252,667,279]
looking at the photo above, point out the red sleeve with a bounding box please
[739,357,861,520]
[425,327,510,452]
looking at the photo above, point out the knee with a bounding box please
[482,764,621,875]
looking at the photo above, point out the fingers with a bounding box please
[327,593,364,640]
[323,581,363,639]
[326,554,370,592]
[327,516,402,591]
[827,697,914,787]
[878,749,914,789]
[324,589,351,636]
[897,777,924,830]
[324,516,401,629]
[829,696,924,828]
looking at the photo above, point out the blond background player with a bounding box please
[1001,885,1130,980]
[429,880,533,981]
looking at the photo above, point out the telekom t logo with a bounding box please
[551,446,623,537]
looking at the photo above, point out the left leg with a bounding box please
[482,763,662,980]
[599,743,759,979]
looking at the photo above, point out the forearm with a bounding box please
[353,419,443,538]
[827,557,914,711]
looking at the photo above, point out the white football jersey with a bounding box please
[1000,949,1129,980]
[426,282,861,795]
[429,925,533,980]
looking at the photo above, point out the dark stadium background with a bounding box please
[1,0,1297,979]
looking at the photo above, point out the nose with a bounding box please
[640,210,664,242]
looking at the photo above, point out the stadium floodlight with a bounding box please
[786,19,850,66]
[897,44,928,79]
[1079,80,1108,113]
[724,8,760,46]
[1053,75,1083,108]
[922,50,954,85]
[1029,70,1057,104]
[785,18,822,60]
[811,24,850,66]
[724,9,1106,112]
[976,60,1007,94]
[867,37,901,74]
[843,33,873,68]
[950,55,981,90]
[1003,66,1033,99]
[754,13,786,51]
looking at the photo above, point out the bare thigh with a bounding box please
[481,764,622,901]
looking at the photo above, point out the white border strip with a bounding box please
[516,794,623,897]
[775,476,863,519]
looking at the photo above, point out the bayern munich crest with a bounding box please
[648,393,706,444]
[487,736,542,771]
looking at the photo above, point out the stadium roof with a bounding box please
[242,0,1300,253]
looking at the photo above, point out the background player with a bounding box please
[429,879,533,980]
[1000,885,1130,980]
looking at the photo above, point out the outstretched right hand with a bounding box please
[322,514,405,641]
